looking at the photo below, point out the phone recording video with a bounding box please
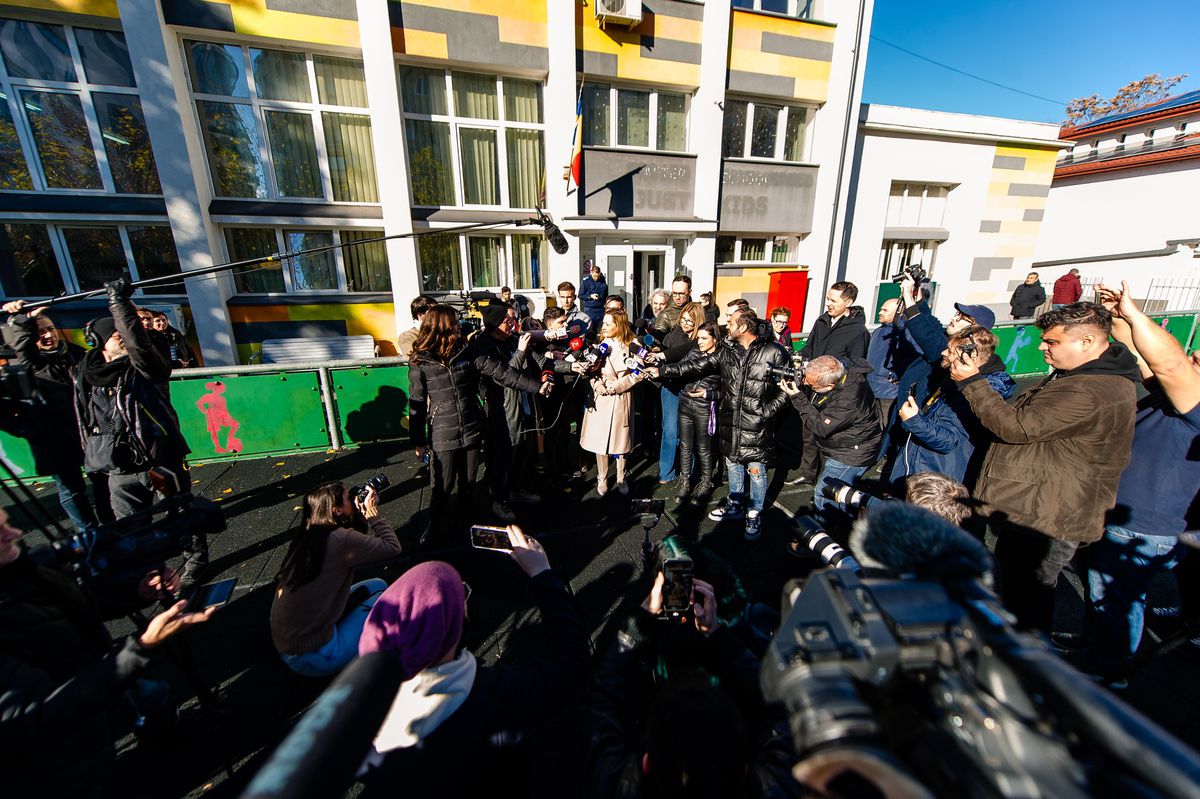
[661,558,694,619]
[470,525,514,552]
[189,577,237,612]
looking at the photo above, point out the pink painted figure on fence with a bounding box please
[196,381,243,453]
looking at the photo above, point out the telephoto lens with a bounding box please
[820,479,879,514]
[791,515,862,573]
[767,363,798,383]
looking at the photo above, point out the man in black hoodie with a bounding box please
[949,302,1141,632]
[788,281,870,485]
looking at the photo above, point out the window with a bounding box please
[399,67,544,209]
[223,226,390,294]
[581,83,689,152]
[732,0,817,18]
[0,222,181,297]
[878,240,938,281]
[187,41,379,202]
[416,231,546,293]
[715,235,799,264]
[0,19,160,193]
[722,99,809,161]
[884,183,949,228]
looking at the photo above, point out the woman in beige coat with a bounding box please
[579,309,646,495]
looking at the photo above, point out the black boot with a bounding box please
[675,475,691,502]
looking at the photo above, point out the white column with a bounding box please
[544,0,580,291]
[357,0,417,334]
[117,0,237,364]
[681,2,732,299]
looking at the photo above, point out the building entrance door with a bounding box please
[595,243,674,318]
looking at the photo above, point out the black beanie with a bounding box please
[89,317,117,345]
[481,303,510,328]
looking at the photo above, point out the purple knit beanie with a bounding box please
[359,561,465,679]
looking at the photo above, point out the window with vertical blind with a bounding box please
[0,19,161,194]
[714,235,800,264]
[416,231,546,292]
[581,83,689,152]
[722,99,811,162]
[186,41,379,203]
[223,226,390,294]
[399,67,545,209]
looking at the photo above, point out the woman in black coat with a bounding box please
[676,321,722,503]
[408,306,542,543]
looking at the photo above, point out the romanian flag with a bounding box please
[569,93,583,187]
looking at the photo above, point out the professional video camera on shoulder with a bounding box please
[762,502,1200,798]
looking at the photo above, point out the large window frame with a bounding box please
[185,40,379,204]
[721,98,812,162]
[0,18,160,195]
[0,219,183,298]
[222,225,391,295]
[398,66,546,210]
[415,229,547,294]
[732,0,818,19]
[877,239,939,282]
[715,235,801,266]
[580,82,690,153]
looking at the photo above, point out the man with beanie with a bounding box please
[357,526,588,796]
[75,280,199,580]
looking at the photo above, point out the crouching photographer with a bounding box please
[764,501,1200,798]
[585,552,800,799]
[0,505,215,794]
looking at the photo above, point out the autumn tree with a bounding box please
[1065,73,1189,126]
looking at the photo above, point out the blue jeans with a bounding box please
[53,470,96,532]
[726,459,768,515]
[813,458,869,519]
[658,386,680,482]
[1085,524,1187,671]
[281,578,388,678]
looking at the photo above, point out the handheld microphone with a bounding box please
[536,208,570,255]
[568,336,585,352]
[849,502,993,584]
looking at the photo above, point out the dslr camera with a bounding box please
[349,473,389,501]
[767,355,809,384]
[890,263,927,285]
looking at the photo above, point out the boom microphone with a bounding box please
[536,208,570,255]
[850,502,993,584]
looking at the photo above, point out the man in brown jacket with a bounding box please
[948,302,1140,632]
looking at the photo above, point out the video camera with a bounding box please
[763,502,1200,798]
[890,263,927,285]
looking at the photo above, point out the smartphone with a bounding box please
[631,498,666,516]
[190,577,237,611]
[470,525,514,552]
[907,382,918,401]
[661,558,694,619]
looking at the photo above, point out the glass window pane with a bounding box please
[0,20,75,82]
[506,128,543,209]
[459,127,498,205]
[504,78,541,123]
[323,112,378,202]
[64,227,128,290]
[75,29,135,87]
[0,92,32,190]
[0,223,62,296]
[225,227,284,293]
[340,230,390,292]
[582,84,609,147]
[771,237,791,262]
[250,48,310,102]
[264,109,321,198]
[400,66,447,115]
[22,91,102,190]
[741,238,766,261]
[722,100,746,158]
[761,0,789,12]
[783,106,806,161]
[405,119,454,205]
[197,100,267,197]
[453,72,498,120]
[617,90,649,147]
[93,93,161,194]
[750,104,779,158]
[187,41,248,97]
[716,235,735,264]
[656,92,686,151]
[127,225,181,295]
[467,236,501,288]
[417,233,462,292]
[511,234,543,291]
[285,230,336,290]
[314,56,367,107]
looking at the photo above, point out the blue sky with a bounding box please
[863,0,1199,124]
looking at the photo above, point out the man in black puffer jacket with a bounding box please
[651,308,789,541]
[2,300,98,530]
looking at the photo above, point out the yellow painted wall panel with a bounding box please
[227,2,361,47]
[8,0,118,17]
[497,16,548,47]
[403,0,547,24]
[651,14,703,44]
[732,9,836,42]
[398,27,450,59]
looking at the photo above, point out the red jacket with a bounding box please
[1052,273,1082,304]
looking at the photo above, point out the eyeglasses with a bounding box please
[462,581,472,604]
[671,291,689,297]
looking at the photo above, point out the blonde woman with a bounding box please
[579,309,646,495]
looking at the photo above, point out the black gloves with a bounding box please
[105,277,133,300]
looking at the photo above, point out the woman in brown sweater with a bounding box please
[270,481,402,677]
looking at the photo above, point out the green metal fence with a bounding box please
[2,309,1196,482]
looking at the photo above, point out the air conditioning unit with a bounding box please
[595,0,642,28]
